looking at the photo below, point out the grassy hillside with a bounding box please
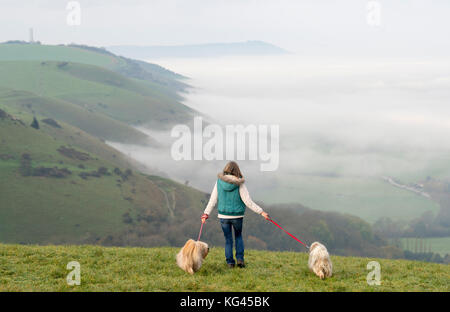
[0,43,198,149]
[0,105,206,245]
[0,43,187,92]
[0,88,151,145]
[0,60,194,133]
[0,244,448,292]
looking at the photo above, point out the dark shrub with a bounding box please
[30,117,39,129]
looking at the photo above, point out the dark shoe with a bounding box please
[237,260,245,268]
[227,263,235,268]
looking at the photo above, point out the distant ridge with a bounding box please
[108,40,289,59]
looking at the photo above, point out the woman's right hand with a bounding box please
[201,213,209,223]
[261,211,270,220]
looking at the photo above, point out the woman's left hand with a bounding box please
[261,212,270,220]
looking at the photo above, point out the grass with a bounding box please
[0,244,448,292]
[0,43,183,83]
[0,106,204,244]
[0,89,151,145]
[0,44,118,68]
[0,165,130,243]
[0,61,192,132]
[0,153,185,245]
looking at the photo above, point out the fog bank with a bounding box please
[108,54,450,208]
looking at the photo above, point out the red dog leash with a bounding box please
[197,220,205,241]
[197,217,308,249]
[269,219,310,249]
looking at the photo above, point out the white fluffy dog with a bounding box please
[308,242,332,279]
[176,239,209,274]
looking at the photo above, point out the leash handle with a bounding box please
[197,221,205,241]
[269,219,309,249]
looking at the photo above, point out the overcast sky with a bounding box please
[1,0,449,55]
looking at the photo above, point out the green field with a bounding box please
[399,237,450,256]
[0,43,186,90]
[0,60,193,138]
[0,43,196,144]
[255,174,440,223]
[0,44,202,245]
[0,44,117,68]
[0,244,448,292]
[0,105,205,245]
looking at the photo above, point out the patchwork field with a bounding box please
[399,237,450,256]
[254,174,440,223]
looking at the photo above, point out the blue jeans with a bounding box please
[220,218,244,264]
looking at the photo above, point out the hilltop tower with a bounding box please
[29,28,34,43]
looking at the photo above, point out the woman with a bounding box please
[201,161,270,268]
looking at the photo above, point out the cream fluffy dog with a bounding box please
[176,239,209,274]
[308,242,332,279]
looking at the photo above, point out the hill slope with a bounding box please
[0,106,206,245]
[0,43,197,143]
[0,43,188,92]
[0,244,448,292]
[0,60,194,135]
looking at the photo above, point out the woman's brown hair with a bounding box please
[222,161,243,178]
